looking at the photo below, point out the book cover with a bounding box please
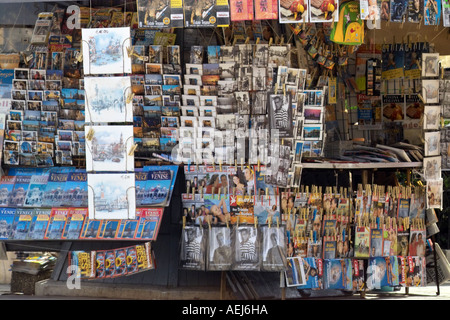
[63,207,87,240]
[285,257,307,287]
[184,0,216,28]
[44,207,69,240]
[135,208,163,240]
[95,250,106,279]
[63,171,88,207]
[397,198,410,218]
[136,243,152,271]
[81,27,132,75]
[98,219,120,239]
[104,250,116,278]
[0,176,16,207]
[80,219,102,239]
[42,172,69,208]
[0,207,15,239]
[117,218,139,239]
[137,0,172,28]
[141,169,172,207]
[87,173,136,220]
[23,174,49,207]
[27,208,51,240]
[114,248,128,277]
[85,125,135,172]
[11,208,34,240]
[9,175,32,207]
[125,245,139,274]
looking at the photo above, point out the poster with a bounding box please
[254,0,278,20]
[230,0,254,20]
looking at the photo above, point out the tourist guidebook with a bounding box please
[88,173,136,219]
[81,27,132,75]
[84,76,133,123]
[85,125,134,172]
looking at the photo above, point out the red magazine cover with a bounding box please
[230,0,254,21]
[44,207,70,240]
[135,207,164,241]
[254,0,278,20]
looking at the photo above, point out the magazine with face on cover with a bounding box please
[207,226,232,271]
[179,224,206,270]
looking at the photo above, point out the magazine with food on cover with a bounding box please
[85,125,134,172]
[81,27,132,75]
[84,76,133,123]
[87,173,136,220]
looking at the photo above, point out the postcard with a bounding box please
[84,76,133,123]
[85,125,134,172]
[88,173,136,219]
[81,27,132,74]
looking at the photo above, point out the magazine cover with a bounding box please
[27,208,51,240]
[85,125,134,172]
[134,208,163,240]
[207,225,232,271]
[84,76,133,123]
[81,27,132,75]
[352,259,366,291]
[382,94,405,122]
[0,207,15,239]
[179,224,206,270]
[443,0,450,26]
[11,208,34,240]
[409,229,427,257]
[297,257,320,289]
[136,243,151,271]
[390,0,408,21]
[87,173,136,219]
[406,256,426,286]
[44,207,70,240]
[229,195,254,224]
[409,0,424,21]
[254,195,280,225]
[231,225,260,271]
[370,228,383,257]
[424,0,441,25]
[323,258,353,290]
[80,219,102,239]
[285,257,307,287]
[261,225,286,271]
[23,174,48,207]
[366,256,398,289]
[70,251,94,279]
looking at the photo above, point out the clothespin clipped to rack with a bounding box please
[212,187,215,198]
[241,158,244,170]
[245,37,250,44]
[75,51,83,63]
[276,217,280,229]
[192,187,196,198]
[232,37,238,46]
[234,159,238,170]
[218,186,221,200]
[274,83,279,94]
[219,159,222,172]
[226,216,229,229]
[269,37,273,46]
[233,187,236,196]
[86,127,95,141]
[268,216,272,228]
[254,217,258,229]
[128,143,137,156]
[280,36,284,45]
[126,92,135,104]
[182,216,186,229]
[257,159,260,172]
[256,37,260,45]
[126,45,134,58]
[265,188,269,200]
[236,216,240,228]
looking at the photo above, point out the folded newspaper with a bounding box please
[426,243,450,286]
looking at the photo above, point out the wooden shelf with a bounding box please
[300,162,423,170]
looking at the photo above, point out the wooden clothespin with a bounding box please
[128,143,137,156]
